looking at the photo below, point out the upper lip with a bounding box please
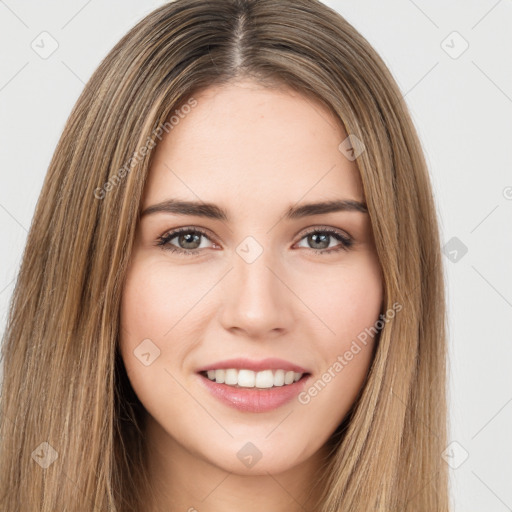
[197,358,309,374]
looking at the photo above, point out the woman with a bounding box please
[0,0,449,510]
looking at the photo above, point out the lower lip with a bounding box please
[197,373,310,413]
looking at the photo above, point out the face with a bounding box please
[119,79,383,477]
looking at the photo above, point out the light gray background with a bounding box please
[1,1,511,510]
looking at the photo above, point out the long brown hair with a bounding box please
[0,0,449,510]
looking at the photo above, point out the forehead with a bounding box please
[142,80,364,210]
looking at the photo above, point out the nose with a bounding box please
[218,244,296,339]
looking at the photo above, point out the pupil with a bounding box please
[311,233,329,249]
[181,233,200,249]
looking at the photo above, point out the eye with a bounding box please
[155,226,353,256]
[295,227,353,255]
[155,227,217,256]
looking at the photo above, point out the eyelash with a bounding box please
[155,226,353,256]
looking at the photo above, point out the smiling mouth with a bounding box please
[199,368,310,389]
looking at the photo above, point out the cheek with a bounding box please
[119,260,206,354]
[301,254,383,343]
[118,260,203,433]
[295,256,382,420]
[118,257,223,415]
[119,261,187,388]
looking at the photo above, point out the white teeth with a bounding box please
[274,369,285,387]
[225,369,238,385]
[255,369,273,388]
[203,368,304,388]
[216,369,225,383]
[238,369,255,388]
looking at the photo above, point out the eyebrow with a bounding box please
[140,198,368,221]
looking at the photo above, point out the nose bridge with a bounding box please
[218,234,293,335]
[233,235,282,308]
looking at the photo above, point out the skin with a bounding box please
[119,79,383,512]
